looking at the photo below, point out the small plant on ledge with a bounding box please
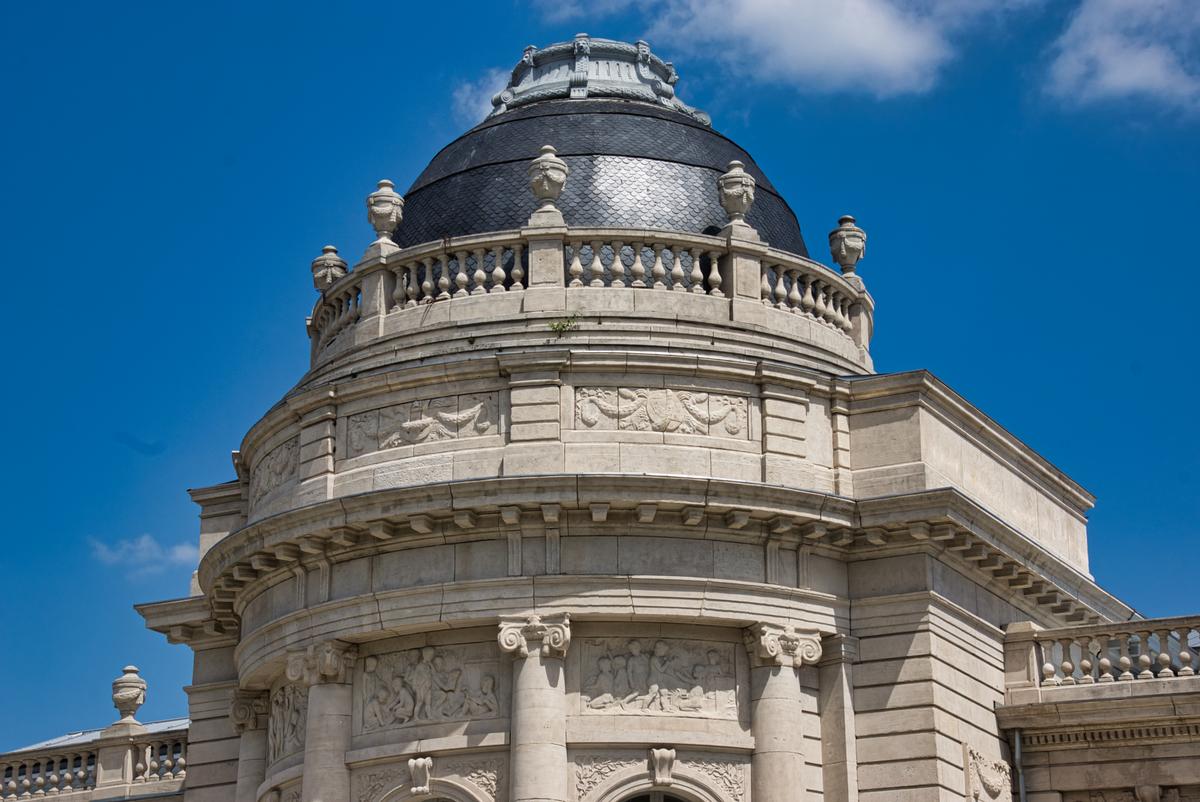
[548,313,580,338]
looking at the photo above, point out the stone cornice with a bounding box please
[135,595,238,648]
[189,476,1131,652]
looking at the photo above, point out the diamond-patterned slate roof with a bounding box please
[396,99,808,257]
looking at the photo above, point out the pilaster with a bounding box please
[819,635,860,801]
[229,690,269,802]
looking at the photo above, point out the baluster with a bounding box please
[610,241,625,288]
[1137,630,1155,678]
[391,266,407,310]
[812,280,827,321]
[1179,627,1195,676]
[489,246,506,293]
[651,243,666,289]
[670,247,685,291]
[151,743,163,781]
[1117,632,1134,680]
[3,764,14,800]
[434,254,448,301]
[44,759,58,796]
[707,250,723,297]
[83,754,95,789]
[688,248,703,294]
[1077,638,1095,684]
[470,248,486,295]
[1058,637,1076,685]
[589,240,605,287]
[1039,640,1059,686]
[1096,634,1115,682]
[453,250,469,297]
[631,242,647,287]
[822,285,837,325]
[405,260,419,307]
[18,761,30,799]
[760,266,773,306]
[56,759,70,795]
[568,241,584,287]
[510,243,525,291]
[773,268,787,308]
[30,762,42,798]
[840,296,854,332]
[173,746,186,781]
[1156,628,1176,678]
[827,291,842,327]
[786,269,802,311]
[132,746,145,784]
[798,274,814,316]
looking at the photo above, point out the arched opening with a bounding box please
[621,795,690,802]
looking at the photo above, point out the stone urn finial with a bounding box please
[111,665,147,724]
[366,179,404,243]
[718,160,756,224]
[828,214,867,276]
[527,145,570,226]
[311,245,348,291]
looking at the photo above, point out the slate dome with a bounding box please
[395,36,810,256]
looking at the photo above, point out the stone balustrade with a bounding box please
[1004,616,1200,695]
[0,734,186,800]
[306,225,871,366]
[2,753,96,799]
[1036,617,1198,685]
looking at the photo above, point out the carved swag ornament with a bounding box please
[964,745,1013,802]
[575,387,747,438]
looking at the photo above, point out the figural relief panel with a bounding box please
[268,682,307,763]
[250,436,299,507]
[358,644,506,733]
[578,638,738,719]
[575,387,748,439]
[345,392,498,458]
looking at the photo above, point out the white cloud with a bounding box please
[532,0,640,22]
[1046,0,1200,111]
[452,68,510,127]
[90,533,198,578]
[531,0,1038,98]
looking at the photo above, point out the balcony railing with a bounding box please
[1004,617,1200,700]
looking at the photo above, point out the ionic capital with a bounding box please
[229,689,269,733]
[285,640,358,686]
[498,612,571,659]
[744,622,822,669]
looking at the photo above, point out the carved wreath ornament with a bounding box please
[575,387,746,436]
[965,746,1013,802]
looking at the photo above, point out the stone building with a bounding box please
[3,35,1198,802]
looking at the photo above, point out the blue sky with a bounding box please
[1,0,1197,750]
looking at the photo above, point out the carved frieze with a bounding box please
[964,745,1013,802]
[345,392,498,458]
[578,638,738,719]
[575,387,748,439]
[358,644,506,733]
[354,757,506,802]
[267,682,307,763]
[250,437,299,507]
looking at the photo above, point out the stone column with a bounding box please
[499,613,572,802]
[818,635,859,801]
[287,641,357,802]
[230,691,270,802]
[744,623,822,802]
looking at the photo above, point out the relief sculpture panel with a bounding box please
[359,644,506,733]
[345,392,498,459]
[268,682,307,763]
[575,387,748,439]
[578,638,738,719]
[250,436,299,507]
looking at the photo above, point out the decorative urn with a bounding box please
[528,145,569,209]
[311,245,349,291]
[111,665,146,723]
[829,214,867,276]
[718,160,756,223]
[365,179,404,243]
